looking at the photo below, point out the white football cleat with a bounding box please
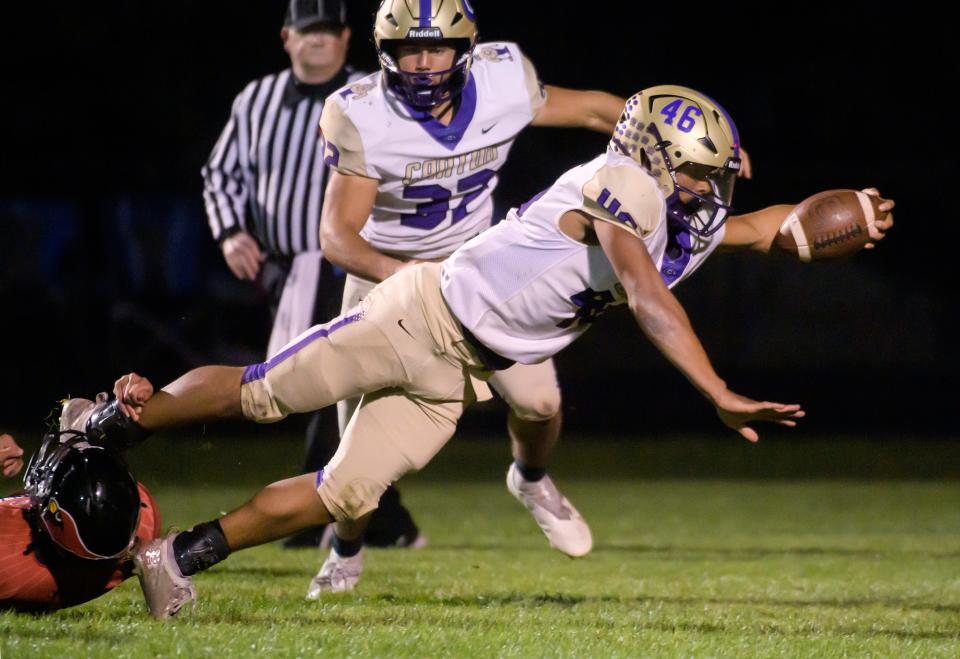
[59,393,107,433]
[506,463,593,558]
[306,548,363,599]
[134,534,197,620]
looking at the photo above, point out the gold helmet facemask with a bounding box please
[374,0,479,108]
[611,85,742,237]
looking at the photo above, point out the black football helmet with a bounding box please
[24,431,141,560]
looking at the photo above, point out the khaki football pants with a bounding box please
[336,274,562,435]
[240,263,491,521]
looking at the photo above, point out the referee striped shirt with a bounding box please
[202,66,366,257]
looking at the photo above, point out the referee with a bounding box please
[201,0,422,549]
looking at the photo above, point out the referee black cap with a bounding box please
[285,0,348,30]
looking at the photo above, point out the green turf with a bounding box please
[2,436,959,657]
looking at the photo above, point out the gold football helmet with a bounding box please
[374,0,479,107]
[611,85,742,236]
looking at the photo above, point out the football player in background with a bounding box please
[0,421,161,612]
[84,84,891,619]
[316,0,622,595]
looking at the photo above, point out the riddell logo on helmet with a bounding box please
[407,27,443,39]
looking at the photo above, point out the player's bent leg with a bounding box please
[241,307,408,424]
[331,275,427,551]
[220,473,333,550]
[339,394,426,549]
[308,388,464,598]
[490,360,563,467]
[134,472,333,620]
[306,511,370,599]
[490,361,593,558]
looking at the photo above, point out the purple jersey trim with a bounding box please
[517,189,548,218]
[401,75,477,151]
[316,469,326,487]
[241,312,363,384]
[419,0,431,27]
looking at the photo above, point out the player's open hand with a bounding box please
[861,188,894,248]
[113,373,155,422]
[1,433,24,478]
[222,231,266,281]
[712,390,805,442]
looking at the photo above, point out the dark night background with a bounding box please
[0,2,955,439]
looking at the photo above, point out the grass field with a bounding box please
[2,434,959,657]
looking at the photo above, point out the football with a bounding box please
[774,189,881,261]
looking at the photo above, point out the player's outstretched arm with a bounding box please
[721,189,895,254]
[531,85,625,134]
[319,171,412,283]
[593,217,804,441]
[0,433,24,478]
[112,368,245,430]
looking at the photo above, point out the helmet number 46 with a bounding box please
[660,100,702,133]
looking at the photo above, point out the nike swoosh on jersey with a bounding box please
[481,123,498,134]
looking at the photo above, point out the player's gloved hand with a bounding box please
[738,147,753,180]
[711,390,804,443]
[222,231,266,281]
[861,188,895,248]
[113,373,155,422]
[1,433,24,478]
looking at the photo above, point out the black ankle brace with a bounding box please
[331,533,362,558]
[85,399,152,451]
[173,520,231,576]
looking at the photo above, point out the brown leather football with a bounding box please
[775,190,882,261]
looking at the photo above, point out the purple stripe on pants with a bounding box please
[241,312,363,384]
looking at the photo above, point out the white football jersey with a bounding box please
[441,151,727,364]
[319,42,546,260]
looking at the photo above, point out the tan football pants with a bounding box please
[241,263,511,521]
[336,273,562,435]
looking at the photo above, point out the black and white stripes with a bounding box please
[202,67,364,257]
